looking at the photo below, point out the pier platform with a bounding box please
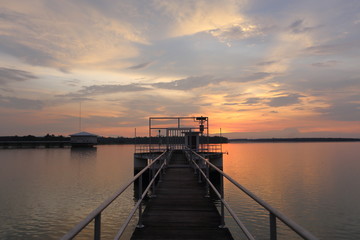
[131,151,233,240]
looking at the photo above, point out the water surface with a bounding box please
[0,142,359,239]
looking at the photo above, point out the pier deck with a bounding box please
[131,151,233,240]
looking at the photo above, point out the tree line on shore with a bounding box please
[0,134,229,144]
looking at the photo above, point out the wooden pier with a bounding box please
[131,150,234,240]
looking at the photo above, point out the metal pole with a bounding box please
[205,162,210,197]
[94,213,101,240]
[219,174,225,228]
[137,174,144,228]
[198,161,202,183]
[149,118,151,152]
[270,212,277,240]
[151,163,156,197]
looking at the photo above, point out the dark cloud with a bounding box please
[126,61,153,70]
[152,76,218,90]
[243,97,262,105]
[317,96,360,121]
[0,67,37,84]
[303,42,359,55]
[224,93,248,100]
[58,83,150,97]
[257,60,278,66]
[288,19,316,34]
[223,103,238,106]
[152,72,273,91]
[311,60,339,67]
[0,95,43,110]
[237,72,273,82]
[0,36,57,67]
[267,93,303,107]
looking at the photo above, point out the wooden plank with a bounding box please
[131,151,233,240]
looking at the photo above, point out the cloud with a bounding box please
[317,96,360,121]
[311,60,339,67]
[288,19,316,34]
[243,97,262,105]
[59,83,150,97]
[153,0,246,37]
[152,76,218,90]
[0,4,144,71]
[152,72,273,91]
[126,61,153,70]
[208,23,262,44]
[0,95,43,110]
[257,60,278,66]
[0,67,37,84]
[267,93,303,107]
[120,94,201,116]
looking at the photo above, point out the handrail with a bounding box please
[187,153,255,240]
[61,150,168,240]
[114,160,166,239]
[189,150,319,240]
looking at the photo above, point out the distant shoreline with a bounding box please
[229,138,360,143]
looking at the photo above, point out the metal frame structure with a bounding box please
[147,116,209,152]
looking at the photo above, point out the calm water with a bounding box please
[0,143,359,239]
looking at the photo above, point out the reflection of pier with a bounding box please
[62,117,319,240]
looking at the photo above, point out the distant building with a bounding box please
[70,132,98,147]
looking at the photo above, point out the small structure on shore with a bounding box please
[70,132,97,147]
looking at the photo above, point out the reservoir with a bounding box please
[0,142,359,239]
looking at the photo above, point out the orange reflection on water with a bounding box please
[221,142,360,239]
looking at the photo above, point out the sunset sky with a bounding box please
[0,0,359,138]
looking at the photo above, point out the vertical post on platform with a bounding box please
[137,174,144,228]
[198,158,202,183]
[205,162,210,197]
[151,163,156,197]
[219,174,225,228]
[94,213,101,240]
[270,212,277,240]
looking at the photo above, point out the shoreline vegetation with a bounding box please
[0,134,359,144]
[0,134,229,144]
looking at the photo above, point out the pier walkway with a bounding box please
[62,116,319,240]
[131,151,233,240]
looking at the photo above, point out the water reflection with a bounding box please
[222,142,360,240]
[1,143,359,240]
[70,147,97,161]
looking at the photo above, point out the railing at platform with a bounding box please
[135,143,223,154]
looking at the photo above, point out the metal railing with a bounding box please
[61,150,169,240]
[135,143,223,154]
[186,150,319,240]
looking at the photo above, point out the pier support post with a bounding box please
[205,162,210,198]
[94,213,101,240]
[270,212,277,240]
[219,174,225,228]
[137,175,144,228]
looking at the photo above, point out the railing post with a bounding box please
[205,162,210,198]
[198,159,202,183]
[137,174,144,228]
[219,174,225,228]
[151,163,156,197]
[94,213,101,240]
[270,212,277,240]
